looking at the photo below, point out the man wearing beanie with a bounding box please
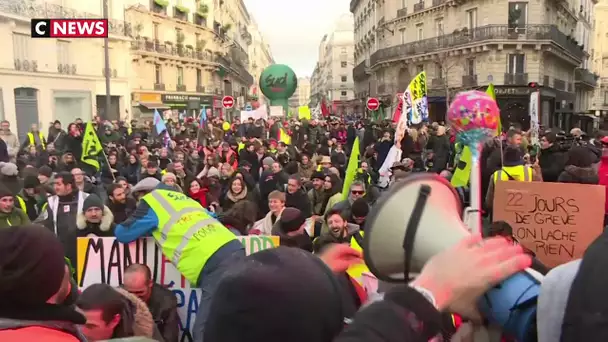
[76,194,115,237]
[115,183,245,342]
[308,170,328,217]
[0,224,86,340]
[0,184,29,228]
[273,207,313,252]
[16,175,46,221]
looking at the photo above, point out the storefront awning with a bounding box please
[139,102,169,109]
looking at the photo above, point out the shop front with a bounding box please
[491,86,563,131]
[131,92,168,118]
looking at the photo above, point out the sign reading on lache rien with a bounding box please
[493,181,605,268]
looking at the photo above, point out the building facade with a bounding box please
[289,77,311,111]
[128,0,256,119]
[0,0,132,139]
[310,14,357,115]
[351,0,594,130]
[592,0,608,123]
[248,18,275,107]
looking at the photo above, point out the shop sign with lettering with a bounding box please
[493,87,531,96]
[162,94,213,104]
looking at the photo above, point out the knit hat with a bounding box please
[131,178,160,194]
[0,163,18,177]
[23,175,40,189]
[204,247,344,342]
[38,165,53,178]
[276,207,306,234]
[0,224,67,308]
[350,198,369,218]
[207,167,220,178]
[0,185,12,199]
[162,172,176,182]
[83,194,104,212]
[262,156,275,168]
[311,171,325,181]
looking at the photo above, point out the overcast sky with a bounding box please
[244,0,351,77]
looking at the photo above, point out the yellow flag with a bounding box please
[342,137,360,201]
[279,127,291,145]
[81,122,104,171]
[298,106,311,120]
[486,84,501,135]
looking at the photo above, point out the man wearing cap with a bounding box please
[115,181,245,342]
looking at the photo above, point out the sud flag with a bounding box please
[81,122,104,171]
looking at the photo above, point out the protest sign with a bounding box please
[493,181,605,268]
[77,236,279,341]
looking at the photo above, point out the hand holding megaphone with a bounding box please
[410,234,532,321]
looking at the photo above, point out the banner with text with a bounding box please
[493,181,605,268]
[76,236,279,341]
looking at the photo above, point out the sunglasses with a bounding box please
[351,190,365,195]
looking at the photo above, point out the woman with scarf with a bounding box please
[121,154,141,185]
[321,173,343,215]
[187,178,218,210]
[220,177,254,211]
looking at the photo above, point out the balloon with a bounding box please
[222,122,231,131]
[447,90,499,146]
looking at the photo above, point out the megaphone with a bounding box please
[363,173,540,342]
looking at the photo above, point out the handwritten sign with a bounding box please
[493,181,605,268]
[76,236,279,341]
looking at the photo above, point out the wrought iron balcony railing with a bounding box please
[1,0,132,37]
[176,84,186,91]
[154,83,165,91]
[504,73,529,85]
[353,59,370,80]
[370,25,584,67]
[215,55,254,85]
[413,2,425,12]
[397,7,408,17]
[432,0,446,6]
[575,68,598,87]
[131,39,214,63]
[462,75,478,87]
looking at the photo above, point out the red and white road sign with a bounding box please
[366,97,380,111]
[222,95,235,109]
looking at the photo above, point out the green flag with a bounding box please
[342,137,360,201]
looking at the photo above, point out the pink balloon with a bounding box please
[447,90,499,134]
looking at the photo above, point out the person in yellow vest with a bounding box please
[115,181,245,342]
[485,145,543,210]
[21,123,46,151]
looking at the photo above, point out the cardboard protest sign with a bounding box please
[493,181,605,268]
[77,236,279,341]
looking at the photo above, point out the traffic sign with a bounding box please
[366,97,380,111]
[222,96,235,109]
[245,104,252,111]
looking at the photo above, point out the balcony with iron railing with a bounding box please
[173,6,188,21]
[353,59,370,80]
[462,75,478,87]
[575,68,598,88]
[131,38,214,63]
[215,55,254,85]
[397,7,408,17]
[432,0,446,6]
[176,84,187,91]
[553,78,566,90]
[504,73,528,85]
[413,1,425,12]
[369,25,584,67]
[154,83,165,91]
[1,0,132,37]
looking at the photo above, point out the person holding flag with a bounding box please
[81,122,105,176]
[153,109,171,147]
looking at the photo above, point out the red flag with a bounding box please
[321,98,330,117]
[392,94,403,123]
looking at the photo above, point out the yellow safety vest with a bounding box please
[28,132,45,149]
[347,231,370,282]
[493,165,532,183]
[238,142,245,153]
[161,169,167,175]
[142,189,237,285]
[16,195,26,214]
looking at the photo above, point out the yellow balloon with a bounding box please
[222,122,230,131]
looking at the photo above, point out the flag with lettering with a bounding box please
[81,122,103,171]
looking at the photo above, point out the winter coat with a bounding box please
[75,206,116,237]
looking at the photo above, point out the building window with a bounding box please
[196,69,202,87]
[435,63,443,79]
[12,33,30,60]
[416,64,424,74]
[155,64,162,84]
[435,18,444,35]
[416,23,424,40]
[466,58,475,75]
[507,54,525,73]
[604,91,608,104]
[401,0,407,7]
[508,2,527,32]
[153,23,159,40]
[57,41,70,65]
[400,29,406,44]
[466,8,477,30]
[341,76,348,82]
[341,91,347,96]
[177,66,184,85]
[341,61,347,67]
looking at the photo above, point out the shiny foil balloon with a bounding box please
[447,90,499,146]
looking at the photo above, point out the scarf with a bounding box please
[227,186,248,203]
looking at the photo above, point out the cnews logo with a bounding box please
[31,19,108,38]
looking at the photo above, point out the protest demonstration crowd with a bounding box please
[1,72,608,342]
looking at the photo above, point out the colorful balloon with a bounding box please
[447,90,499,146]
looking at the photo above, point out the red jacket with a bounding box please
[598,155,608,214]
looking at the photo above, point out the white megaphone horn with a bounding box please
[362,173,541,342]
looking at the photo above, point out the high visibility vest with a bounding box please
[348,231,370,282]
[493,165,532,183]
[27,132,45,149]
[238,142,245,153]
[142,189,237,285]
[16,195,26,214]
